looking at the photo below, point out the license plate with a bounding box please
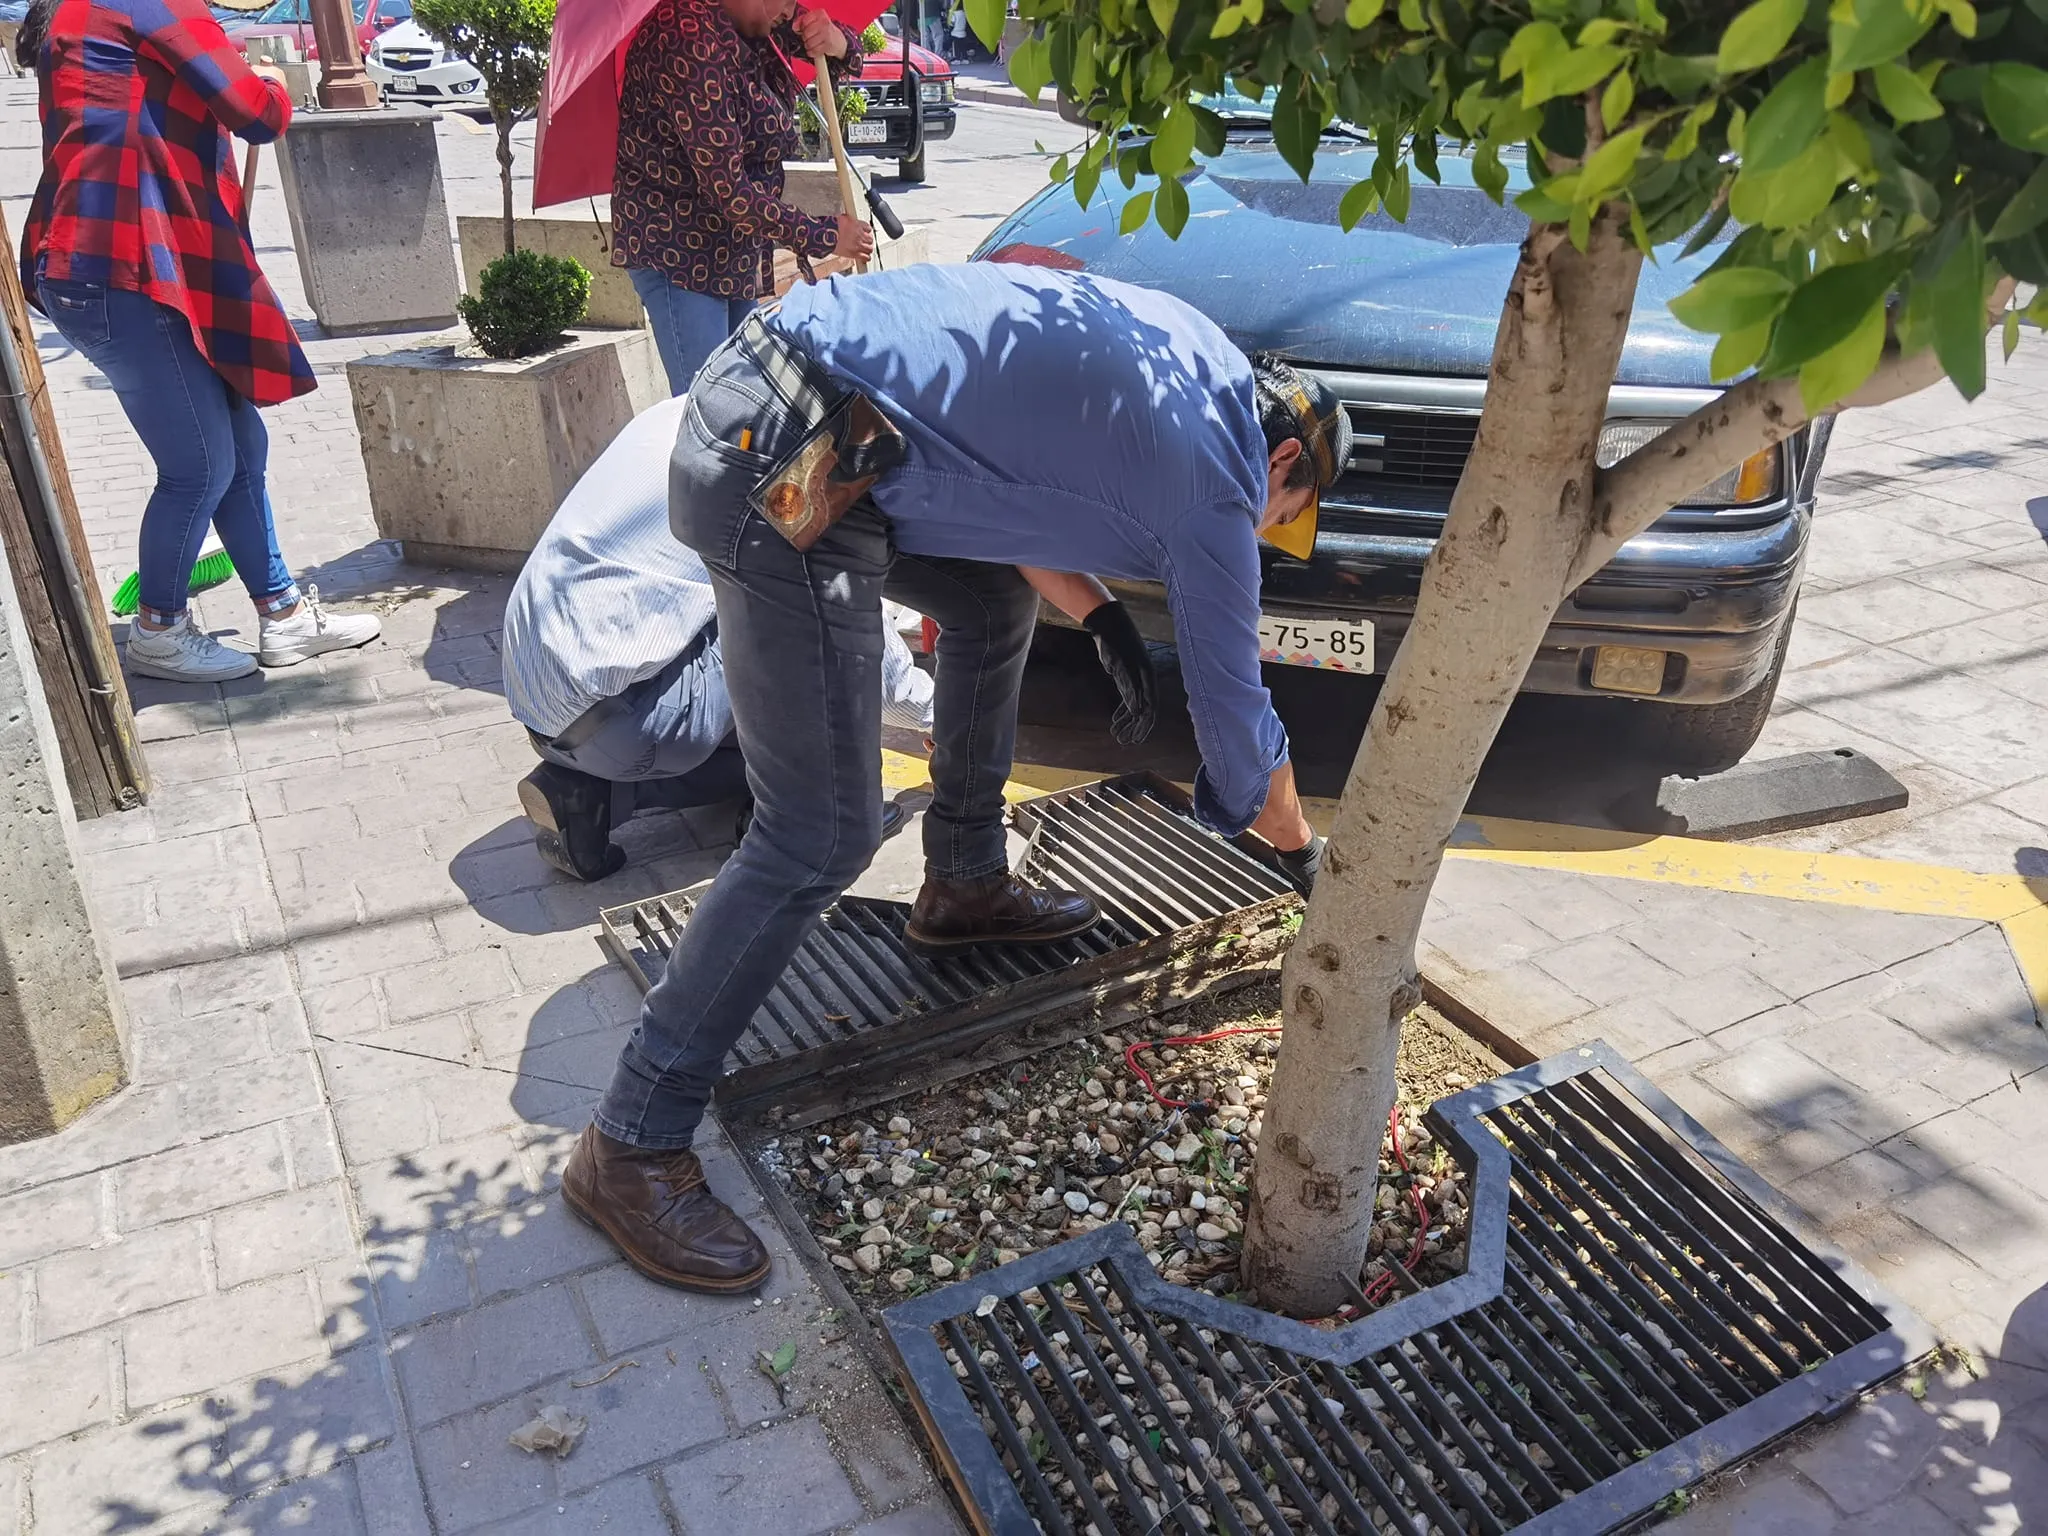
[847,121,888,144]
[385,75,417,90]
[1259,616,1374,673]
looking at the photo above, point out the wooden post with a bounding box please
[0,206,148,818]
[809,52,867,275]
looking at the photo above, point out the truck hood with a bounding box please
[974,143,1721,388]
[861,39,950,79]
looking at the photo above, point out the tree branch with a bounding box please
[1569,278,2021,592]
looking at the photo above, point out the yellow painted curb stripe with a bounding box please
[885,750,2048,1012]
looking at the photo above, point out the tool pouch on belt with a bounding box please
[747,394,907,551]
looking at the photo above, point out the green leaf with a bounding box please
[2006,304,2023,359]
[1578,127,1645,202]
[1525,45,1627,106]
[1473,141,1509,203]
[1601,69,1636,132]
[1729,136,1841,229]
[1338,177,1381,230]
[1151,101,1198,176]
[1499,21,1567,81]
[1156,173,1191,237]
[1191,104,1227,158]
[1764,255,1907,373]
[1717,0,1804,73]
[1049,152,1071,182]
[765,1339,798,1378]
[1271,76,1321,182]
[1007,35,1052,100]
[1345,0,1385,22]
[1668,266,1797,332]
[1147,0,1177,35]
[1397,0,1423,29]
[966,0,1005,52]
[1929,220,1988,397]
[1385,160,1412,221]
[1710,320,1773,380]
[1798,298,1886,412]
[1829,0,1936,74]
[1989,162,2048,242]
[1119,188,1155,233]
[1871,59,1944,122]
[1516,182,1575,223]
[1744,58,1828,174]
[1985,64,2048,151]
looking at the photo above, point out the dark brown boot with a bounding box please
[560,1125,771,1294]
[903,872,1100,952]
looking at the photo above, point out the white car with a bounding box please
[365,20,484,104]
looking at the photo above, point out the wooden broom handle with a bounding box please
[241,142,260,225]
[809,51,868,275]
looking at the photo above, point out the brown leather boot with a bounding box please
[904,872,1101,952]
[560,1125,771,1293]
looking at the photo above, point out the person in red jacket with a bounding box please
[18,0,379,683]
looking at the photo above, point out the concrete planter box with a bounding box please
[456,215,648,331]
[347,329,665,572]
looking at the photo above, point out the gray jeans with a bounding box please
[593,332,1039,1150]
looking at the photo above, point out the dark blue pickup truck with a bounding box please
[973,100,1828,770]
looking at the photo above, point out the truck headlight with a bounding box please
[1595,419,1778,507]
[921,80,951,103]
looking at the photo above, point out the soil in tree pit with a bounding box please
[764,976,1502,1318]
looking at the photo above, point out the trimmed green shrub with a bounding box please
[457,249,590,360]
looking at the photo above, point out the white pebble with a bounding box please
[887,1116,913,1136]
[928,1255,955,1279]
[1196,1222,1227,1242]
[855,1245,883,1274]
[1063,1190,1091,1215]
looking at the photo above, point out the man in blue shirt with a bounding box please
[562,263,1348,1294]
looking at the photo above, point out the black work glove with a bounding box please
[1273,833,1324,894]
[1082,600,1158,746]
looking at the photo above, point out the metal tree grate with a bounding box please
[883,1043,1927,1535]
[599,774,1300,1125]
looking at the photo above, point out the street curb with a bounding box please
[955,81,1058,114]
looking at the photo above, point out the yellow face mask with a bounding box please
[1258,495,1319,560]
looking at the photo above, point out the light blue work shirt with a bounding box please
[763,264,1289,834]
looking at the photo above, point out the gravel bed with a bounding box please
[766,975,1500,1315]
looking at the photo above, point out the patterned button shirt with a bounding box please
[22,0,314,407]
[611,0,861,301]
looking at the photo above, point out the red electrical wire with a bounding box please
[1122,1025,1283,1111]
[1362,1107,1432,1305]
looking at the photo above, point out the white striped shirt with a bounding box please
[501,398,933,739]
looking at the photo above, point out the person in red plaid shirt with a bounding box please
[17,0,379,683]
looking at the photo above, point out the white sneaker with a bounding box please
[258,586,381,668]
[125,615,259,683]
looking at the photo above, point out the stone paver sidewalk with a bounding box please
[5,60,2048,1536]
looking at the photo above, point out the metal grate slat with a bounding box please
[884,1043,1927,1534]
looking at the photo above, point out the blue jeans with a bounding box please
[593,334,1038,1148]
[37,277,296,626]
[628,269,756,397]
[532,630,751,819]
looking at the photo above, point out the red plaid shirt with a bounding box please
[21,0,314,406]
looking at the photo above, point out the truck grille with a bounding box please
[378,50,433,69]
[1340,405,1480,492]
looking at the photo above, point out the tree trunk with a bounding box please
[1243,212,1645,1317]
[496,108,516,256]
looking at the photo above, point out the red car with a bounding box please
[228,0,410,60]
[830,31,955,183]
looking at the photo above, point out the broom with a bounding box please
[108,142,263,619]
[108,531,237,617]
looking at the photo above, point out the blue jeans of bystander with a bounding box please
[628,269,757,397]
[37,277,297,627]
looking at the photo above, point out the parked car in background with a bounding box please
[815,30,954,183]
[228,0,409,59]
[365,18,483,104]
[975,94,1827,770]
